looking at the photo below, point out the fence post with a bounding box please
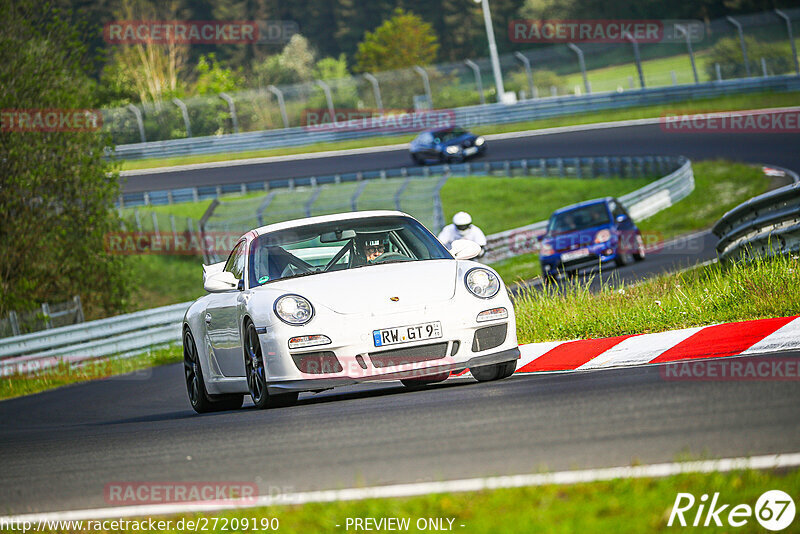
[351,181,368,212]
[567,43,591,94]
[315,80,337,125]
[363,73,383,112]
[464,60,485,105]
[151,211,160,237]
[126,104,146,143]
[675,23,700,84]
[172,97,192,138]
[670,71,677,85]
[715,63,722,81]
[267,85,290,128]
[514,52,537,99]
[761,57,768,77]
[775,9,799,75]
[73,295,85,323]
[726,16,750,77]
[170,215,178,244]
[8,311,20,336]
[192,188,199,203]
[305,187,322,218]
[557,158,565,177]
[413,66,433,108]
[134,208,142,232]
[432,173,450,233]
[219,92,239,133]
[625,33,645,88]
[41,302,52,329]
[394,175,413,211]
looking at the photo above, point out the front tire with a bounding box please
[244,322,299,409]
[470,360,517,382]
[184,329,244,414]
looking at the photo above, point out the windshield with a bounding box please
[547,203,611,235]
[247,216,452,287]
[435,128,466,142]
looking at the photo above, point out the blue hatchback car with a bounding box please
[539,197,646,280]
[409,127,486,164]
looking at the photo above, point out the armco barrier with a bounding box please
[110,75,800,161]
[483,157,694,263]
[0,302,191,376]
[712,166,800,261]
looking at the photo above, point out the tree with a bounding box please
[705,36,793,80]
[355,9,439,73]
[251,34,316,87]
[194,53,244,96]
[0,1,131,318]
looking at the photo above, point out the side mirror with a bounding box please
[204,271,240,293]
[450,239,482,260]
[616,214,628,224]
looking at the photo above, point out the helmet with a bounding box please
[358,233,390,263]
[453,211,472,231]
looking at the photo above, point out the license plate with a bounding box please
[373,321,442,347]
[561,248,590,262]
[464,146,478,156]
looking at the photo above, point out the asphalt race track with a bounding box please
[2,121,798,516]
[1,352,799,515]
[120,122,800,193]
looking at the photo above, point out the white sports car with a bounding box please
[183,210,519,413]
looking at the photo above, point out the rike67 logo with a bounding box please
[668,490,795,530]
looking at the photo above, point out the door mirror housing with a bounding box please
[450,239,482,260]
[204,271,240,293]
[616,214,628,224]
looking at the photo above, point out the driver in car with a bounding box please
[364,236,389,263]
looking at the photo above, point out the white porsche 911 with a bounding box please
[183,210,519,413]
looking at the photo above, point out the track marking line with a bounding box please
[4,453,799,522]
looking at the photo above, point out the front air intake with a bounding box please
[471,324,507,352]
[291,351,343,374]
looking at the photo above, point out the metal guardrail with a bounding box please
[712,166,800,261]
[111,75,800,161]
[0,302,190,376]
[2,155,694,373]
[483,157,694,262]
[120,154,680,208]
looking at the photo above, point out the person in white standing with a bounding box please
[438,212,487,258]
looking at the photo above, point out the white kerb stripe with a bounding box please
[740,316,800,355]
[578,326,704,370]
[2,453,799,523]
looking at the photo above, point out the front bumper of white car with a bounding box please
[256,298,519,394]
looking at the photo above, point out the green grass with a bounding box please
[489,160,772,285]
[0,346,181,401]
[22,468,798,533]
[118,91,800,171]
[127,255,205,312]
[514,253,800,344]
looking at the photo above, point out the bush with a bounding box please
[704,36,793,79]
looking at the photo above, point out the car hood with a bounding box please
[442,134,477,147]
[259,260,458,315]
[547,224,612,251]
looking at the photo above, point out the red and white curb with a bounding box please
[514,315,800,374]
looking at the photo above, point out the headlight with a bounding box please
[274,294,314,325]
[475,136,485,146]
[445,145,460,154]
[465,268,500,299]
[540,242,555,256]
[594,229,612,243]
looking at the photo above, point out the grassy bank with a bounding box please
[18,468,797,533]
[0,346,180,401]
[514,253,800,344]
[118,91,800,171]
[489,160,772,285]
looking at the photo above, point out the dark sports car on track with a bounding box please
[409,127,486,164]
